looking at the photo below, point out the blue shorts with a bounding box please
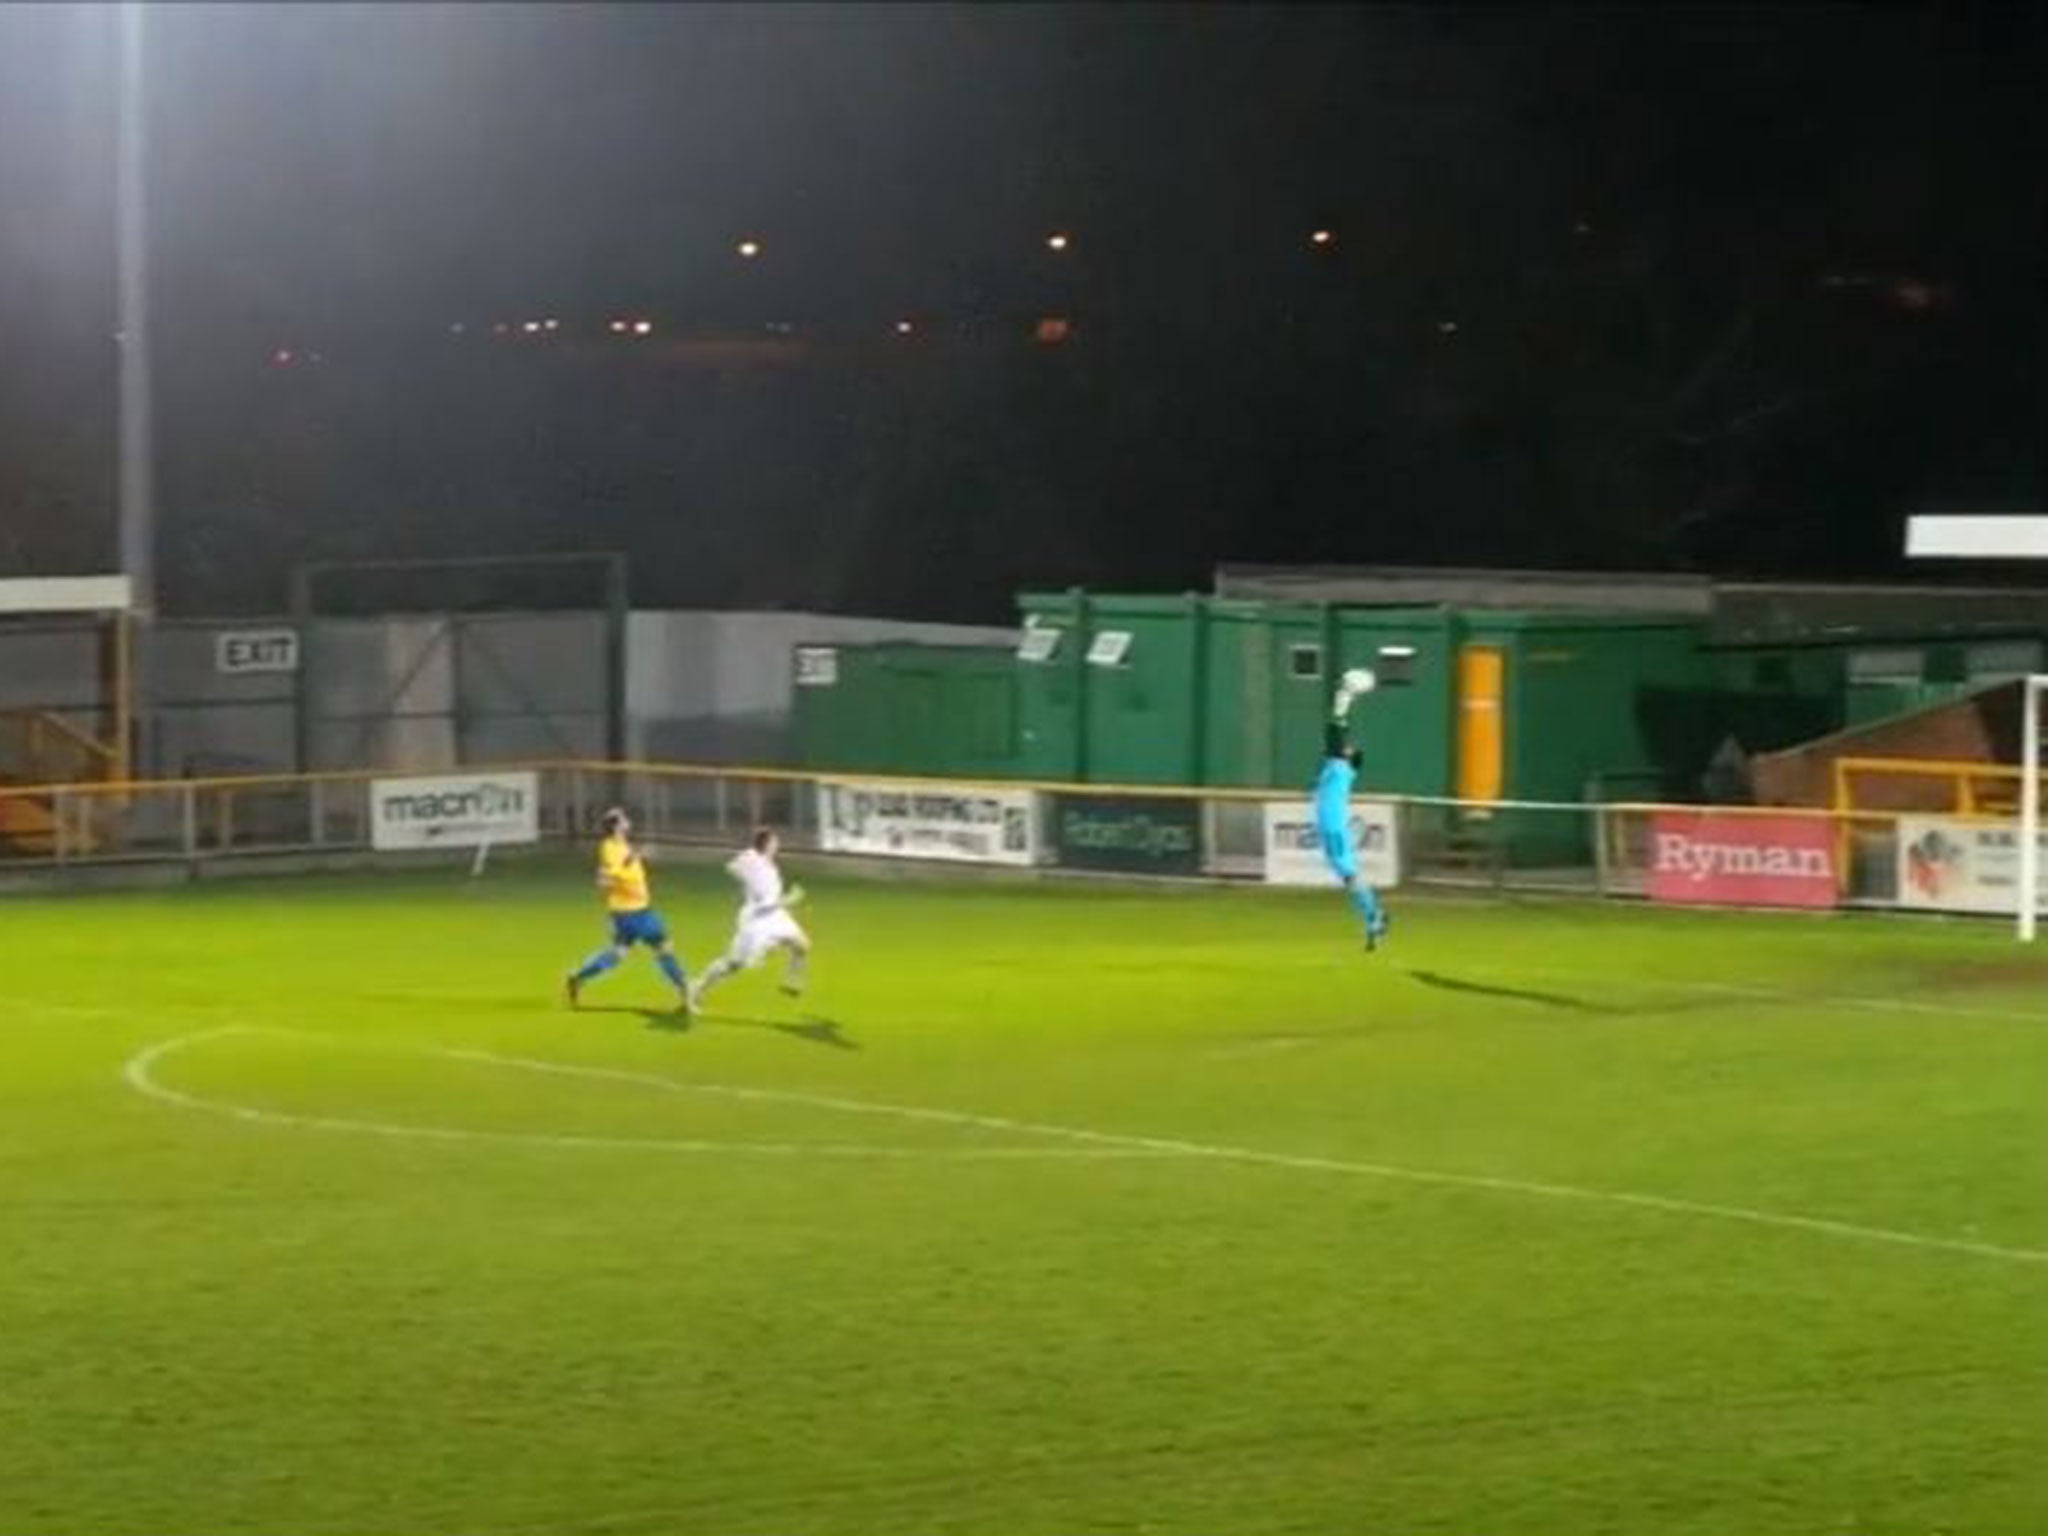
[1318,822,1358,883]
[609,908,670,948]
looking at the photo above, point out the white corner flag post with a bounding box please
[1904,515,2048,942]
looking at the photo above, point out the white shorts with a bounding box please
[728,909,806,968]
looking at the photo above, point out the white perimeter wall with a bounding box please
[1,609,1015,777]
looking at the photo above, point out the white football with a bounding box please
[1342,667,1377,694]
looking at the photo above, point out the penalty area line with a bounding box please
[118,1031,1178,1163]
[449,1042,2048,1270]
[120,1030,2048,1270]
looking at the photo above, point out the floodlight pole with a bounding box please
[116,0,155,620]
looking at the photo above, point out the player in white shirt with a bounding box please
[686,827,811,1011]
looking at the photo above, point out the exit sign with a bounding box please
[216,629,300,675]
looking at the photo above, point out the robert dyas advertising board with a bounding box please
[1054,794,1203,876]
[371,772,540,852]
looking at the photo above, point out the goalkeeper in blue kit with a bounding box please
[1316,668,1390,950]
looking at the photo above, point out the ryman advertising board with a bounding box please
[1645,811,1836,909]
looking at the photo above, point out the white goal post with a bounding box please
[2023,675,2048,943]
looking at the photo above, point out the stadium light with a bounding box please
[1045,232,1070,253]
[895,319,914,335]
[1310,229,1334,247]
[736,238,762,259]
[631,319,654,336]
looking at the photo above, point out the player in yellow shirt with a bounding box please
[564,807,690,1010]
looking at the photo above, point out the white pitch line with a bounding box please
[120,1032,1176,1163]
[443,1047,2048,1268]
[123,1029,2048,1271]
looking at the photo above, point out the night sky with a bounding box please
[0,3,2041,619]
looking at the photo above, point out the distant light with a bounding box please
[448,322,466,335]
[1310,229,1334,247]
[608,319,629,334]
[1437,320,1459,335]
[1035,316,1072,344]
[1045,232,1070,253]
[631,319,654,336]
[521,320,542,334]
[271,348,293,366]
[737,238,762,259]
[492,322,510,335]
[895,319,915,335]
[1573,219,1593,236]
[542,318,560,332]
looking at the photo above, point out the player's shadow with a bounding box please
[592,1005,860,1051]
[1403,969,1619,1015]
[703,1013,863,1052]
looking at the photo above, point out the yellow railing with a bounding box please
[8,752,1989,820]
[0,753,2004,913]
[0,709,119,788]
[1832,755,2022,818]
[0,756,1328,805]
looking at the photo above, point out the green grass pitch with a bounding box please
[4,855,2045,1536]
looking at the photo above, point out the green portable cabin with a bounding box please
[1451,612,1714,805]
[1016,591,1707,788]
[1443,612,1714,863]
[1013,592,1465,791]
[791,641,1022,779]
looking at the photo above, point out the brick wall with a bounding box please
[1751,681,2021,808]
